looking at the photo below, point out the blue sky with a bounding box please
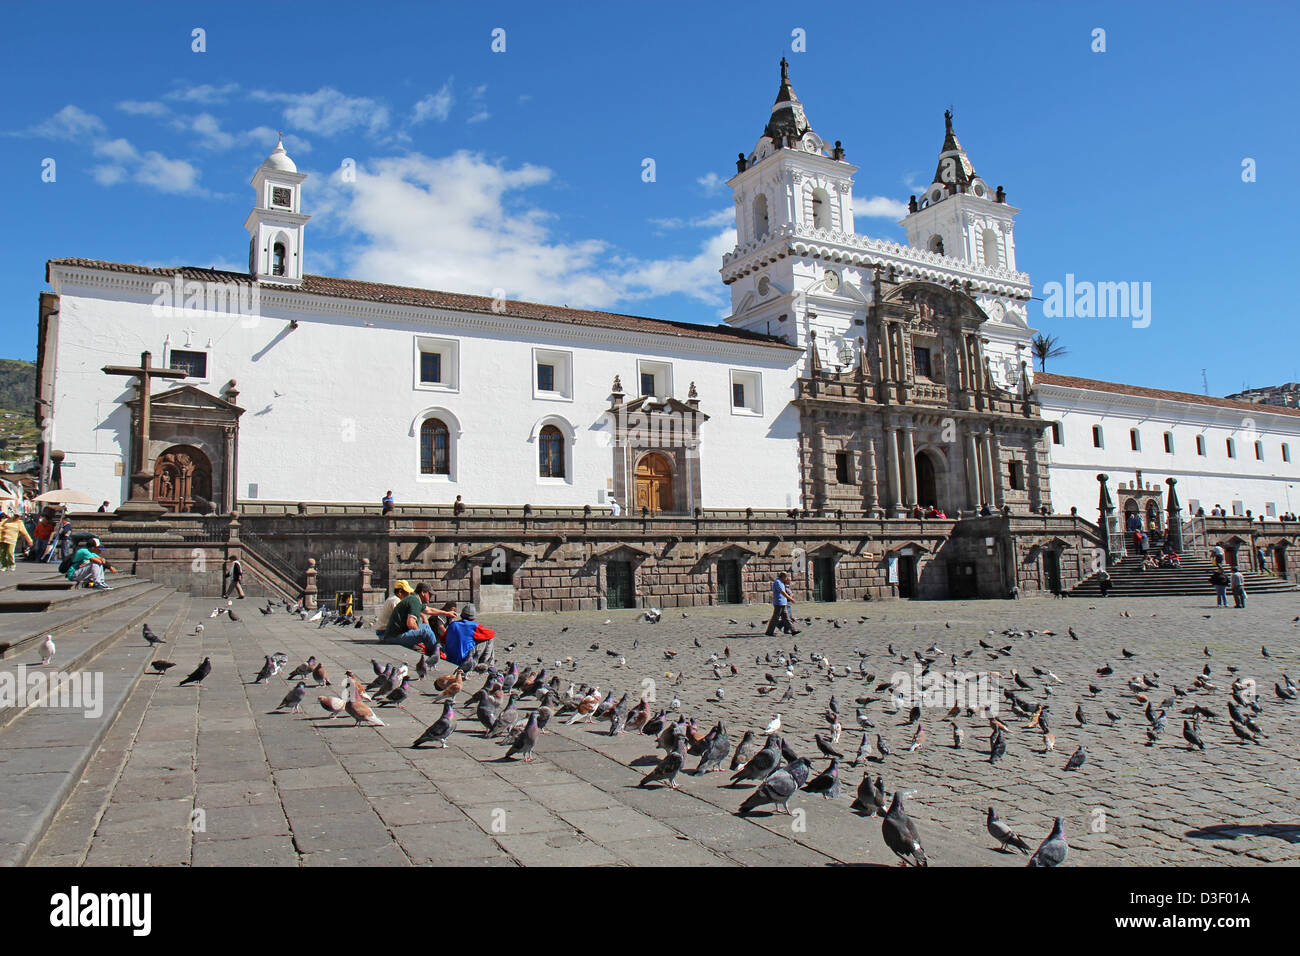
[1,0,1296,396]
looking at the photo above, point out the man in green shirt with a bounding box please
[67,538,115,589]
[383,582,456,651]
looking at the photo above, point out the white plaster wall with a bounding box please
[46,271,802,510]
[1039,390,1300,519]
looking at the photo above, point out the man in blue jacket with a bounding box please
[441,603,495,667]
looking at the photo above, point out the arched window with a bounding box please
[812,187,831,230]
[539,424,565,478]
[752,194,769,239]
[272,241,287,276]
[982,228,1000,267]
[420,418,450,475]
[928,234,944,255]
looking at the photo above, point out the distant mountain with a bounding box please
[1225,382,1300,409]
[0,359,35,415]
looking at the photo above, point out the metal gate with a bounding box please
[606,561,635,609]
[813,556,837,602]
[717,559,742,604]
[317,549,362,609]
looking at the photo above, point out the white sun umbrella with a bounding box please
[32,489,98,506]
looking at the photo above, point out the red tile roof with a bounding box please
[46,258,799,351]
[1034,372,1300,419]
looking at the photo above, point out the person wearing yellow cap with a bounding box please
[374,580,412,638]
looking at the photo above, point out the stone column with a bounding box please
[1164,477,1183,553]
[865,431,880,516]
[884,424,902,515]
[812,421,828,512]
[902,423,917,507]
[986,428,1004,508]
[965,430,982,510]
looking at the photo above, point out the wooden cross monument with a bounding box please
[103,350,186,516]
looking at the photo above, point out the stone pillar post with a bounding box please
[965,430,982,511]
[902,424,917,507]
[1164,477,1183,553]
[884,424,902,515]
[304,557,317,609]
[865,431,880,516]
[986,428,1004,508]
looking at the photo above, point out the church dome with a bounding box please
[261,137,297,173]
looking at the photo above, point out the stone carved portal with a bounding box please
[153,444,213,513]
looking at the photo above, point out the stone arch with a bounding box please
[152,444,213,513]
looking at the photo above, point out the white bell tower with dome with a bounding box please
[244,136,309,285]
[722,59,873,372]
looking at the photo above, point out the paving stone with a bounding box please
[291,811,391,853]
[391,821,505,863]
[194,803,291,842]
[493,830,621,866]
[369,793,466,827]
[273,765,353,790]
[192,834,299,866]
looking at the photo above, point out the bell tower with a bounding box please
[723,59,870,365]
[244,136,309,285]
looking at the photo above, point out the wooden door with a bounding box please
[634,453,673,514]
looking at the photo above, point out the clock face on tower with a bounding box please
[986,301,1005,323]
[272,186,292,208]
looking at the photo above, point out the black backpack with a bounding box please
[58,556,74,574]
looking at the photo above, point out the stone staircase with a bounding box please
[0,561,191,866]
[1071,554,1297,598]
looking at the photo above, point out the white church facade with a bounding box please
[34,60,1300,528]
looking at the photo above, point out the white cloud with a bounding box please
[696,171,726,193]
[316,150,728,310]
[854,195,910,218]
[165,83,241,104]
[117,100,169,117]
[20,105,106,140]
[251,86,390,137]
[650,207,734,230]
[412,81,454,124]
[92,137,202,194]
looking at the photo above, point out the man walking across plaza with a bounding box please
[765,571,799,637]
[1230,567,1247,609]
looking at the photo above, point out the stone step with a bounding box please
[0,589,190,867]
[0,573,161,662]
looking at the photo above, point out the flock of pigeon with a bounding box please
[134,598,1296,867]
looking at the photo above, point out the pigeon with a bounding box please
[252,656,277,684]
[989,730,1006,764]
[814,733,843,759]
[40,635,56,665]
[730,734,781,784]
[695,721,731,773]
[763,714,782,734]
[277,681,308,714]
[142,624,164,645]
[986,807,1031,854]
[413,703,456,748]
[149,660,176,674]
[504,712,539,762]
[317,695,347,718]
[640,743,687,789]
[730,730,757,771]
[876,734,890,759]
[179,658,211,686]
[852,732,872,766]
[311,661,332,686]
[1064,745,1086,771]
[881,792,928,866]
[737,758,811,815]
[488,695,521,738]
[1182,720,1205,751]
[952,724,964,749]
[803,758,840,799]
[288,657,317,680]
[851,774,888,815]
[1028,816,1068,867]
[227,609,240,622]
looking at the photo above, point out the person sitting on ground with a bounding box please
[431,600,458,643]
[440,603,496,668]
[384,581,438,650]
[67,537,115,589]
[374,580,411,638]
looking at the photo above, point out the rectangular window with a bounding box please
[414,337,459,392]
[1196,435,1207,456]
[1092,425,1104,449]
[729,369,763,414]
[637,359,673,399]
[1266,502,1277,517]
[1008,460,1025,491]
[1051,422,1063,445]
[1284,443,1292,463]
[169,349,207,379]
[1130,428,1141,451]
[835,451,851,484]
[420,351,441,384]
[640,372,656,397]
[1232,500,1244,516]
[536,363,554,392]
[1227,438,1236,458]
[532,348,573,400]
[912,346,932,379]
[1164,431,1174,454]
[1255,441,1264,461]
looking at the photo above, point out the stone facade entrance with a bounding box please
[152,444,213,513]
